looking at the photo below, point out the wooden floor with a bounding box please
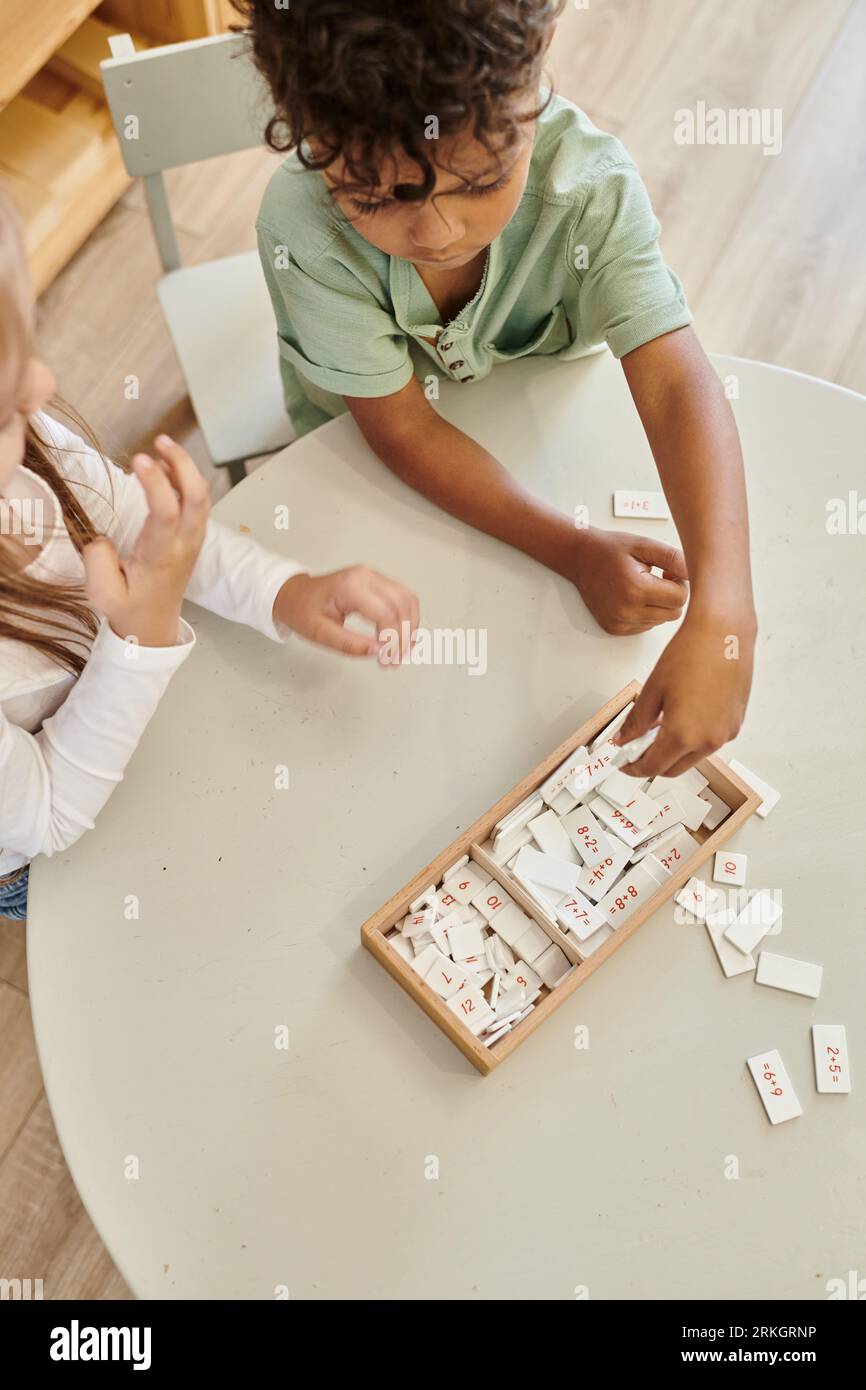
[2,0,865,1300]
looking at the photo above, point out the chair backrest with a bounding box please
[100,31,275,272]
[100,31,273,176]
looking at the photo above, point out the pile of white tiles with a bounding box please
[386,856,574,1048]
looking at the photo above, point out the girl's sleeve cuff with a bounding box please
[91,616,197,670]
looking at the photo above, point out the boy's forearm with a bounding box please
[348,393,577,572]
[622,331,757,625]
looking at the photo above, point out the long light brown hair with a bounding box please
[1,187,118,677]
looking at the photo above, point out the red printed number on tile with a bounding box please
[762,1064,783,1097]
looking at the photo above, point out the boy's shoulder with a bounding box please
[256,153,346,264]
[526,93,637,206]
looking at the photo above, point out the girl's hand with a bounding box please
[565,526,689,634]
[83,436,209,647]
[274,566,419,662]
[614,602,757,777]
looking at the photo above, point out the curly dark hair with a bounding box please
[229,0,564,197]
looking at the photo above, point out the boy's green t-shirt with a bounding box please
[256,93,692,438]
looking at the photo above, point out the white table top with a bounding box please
[29,353,865,1300]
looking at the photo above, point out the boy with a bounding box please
[238,0,757,778]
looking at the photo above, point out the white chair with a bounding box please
[100,32,294,486]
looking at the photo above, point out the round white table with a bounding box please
[29,353,865,1300]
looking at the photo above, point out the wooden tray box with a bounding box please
[361,680,761,1074]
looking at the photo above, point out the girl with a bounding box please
[0,190,419,922]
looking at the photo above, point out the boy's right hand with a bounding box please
[566,526,689,635]
[83,435,209,648]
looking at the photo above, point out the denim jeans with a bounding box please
[0,866,29,921]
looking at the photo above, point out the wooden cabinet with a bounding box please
[0,0,239,294]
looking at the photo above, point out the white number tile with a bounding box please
[446,918,485,961]
[648,767,708,798]
[511,845,582,895]
[571,923,614,960]
[704,910,755,978]
[591,798,646,847]
[747,1050,802,1125]
[527,809,580,862]
[665,785,712,833]
[387,932,415,964]
[490,901,536,948]
[493,983,529,1023]
[629,821,686,865]
[548,786,579,815]
[426,956,472,1000]
[596,769,658,827]
[597,862,661,927]
[696,787,730,831]
[493,795,544,840]
[755,951,822,999]
[577,838,632,901]
[443,864,488,904]
[612,489,670,519]
[484,933,514,974]
[560,806,613,865]
[511,920,553,965]
[651,828,699,877]
[712,851,747,887]
[410,942,444,978]
[565,742,618,800]
[447,986,494,1035]
[675,876,724,923]
[402,909,434,939]
[556,889,606,941]
[722,890,783,956]
[488,824,533,865]
[469,882,515,921]
[811,1025,851,1094]
[534,942,572,988]
[436,887,461,915]
[509,869,564,921]
[538,747,589,805]
[502,961,542,996]
[727,759,781,819]
[430,921,450,954]
[590,703,633,751]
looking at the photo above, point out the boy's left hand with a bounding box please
[613,602,757,777]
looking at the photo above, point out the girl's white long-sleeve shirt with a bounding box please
[0,413,305,874]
